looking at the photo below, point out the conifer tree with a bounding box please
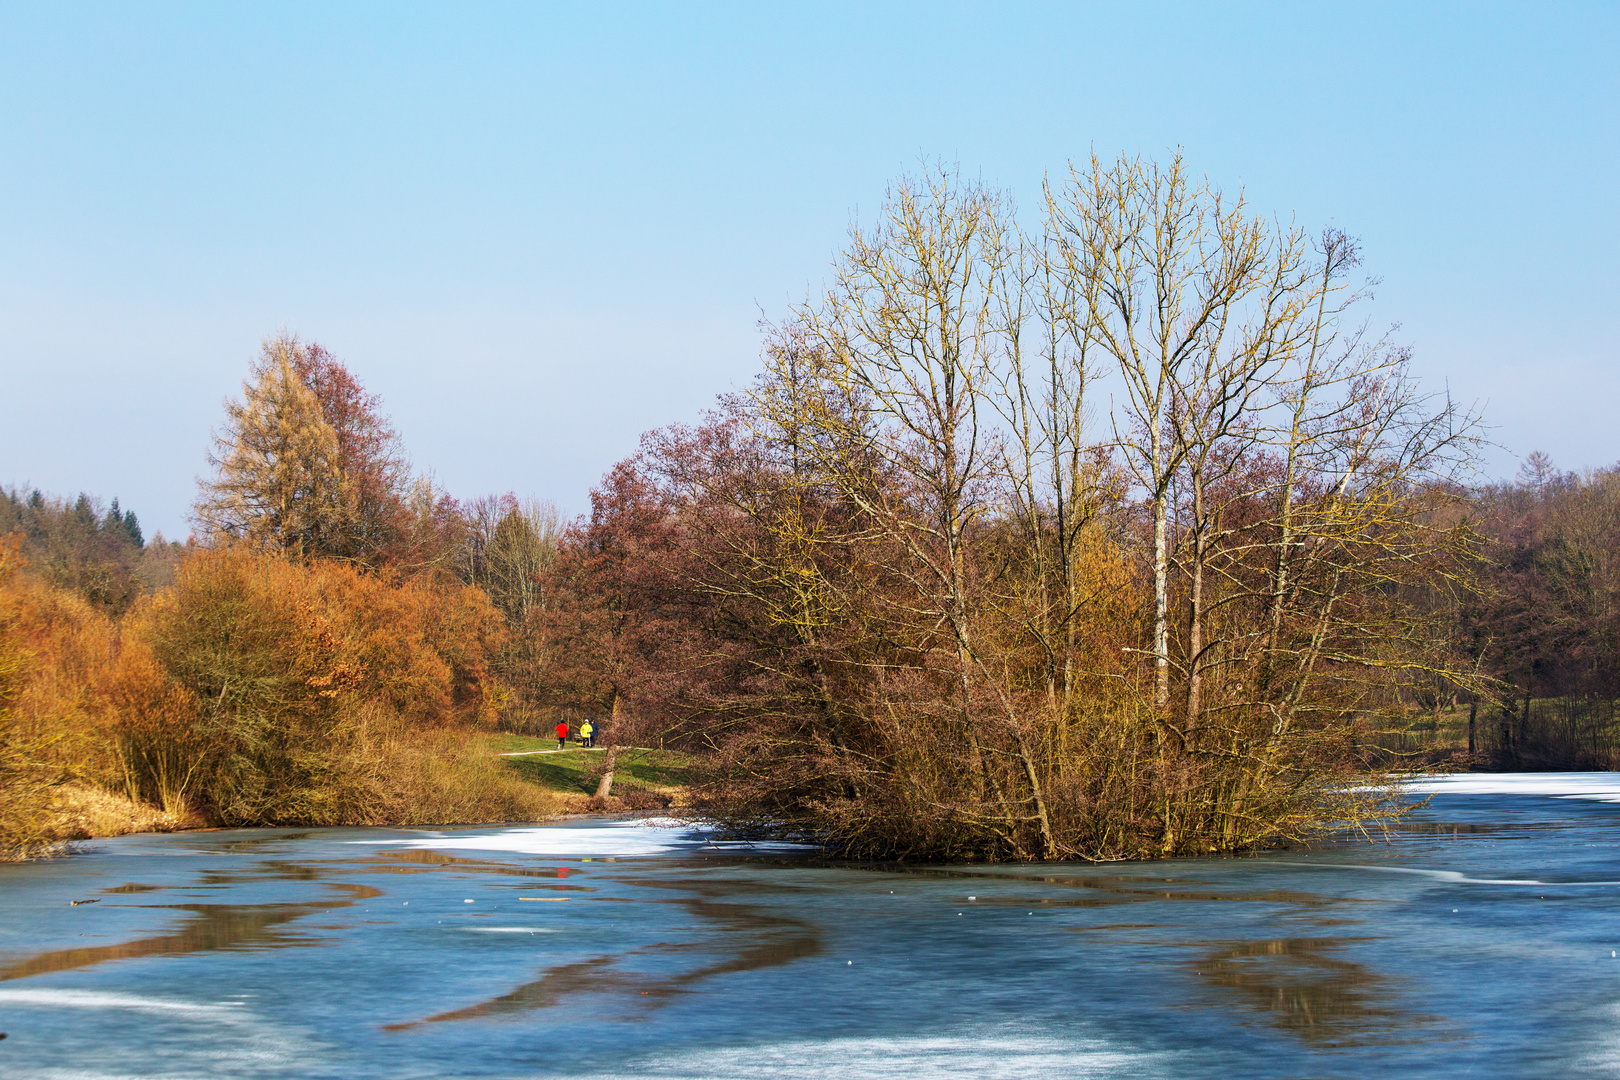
[101,498,142,547]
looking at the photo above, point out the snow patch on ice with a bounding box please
[0,988,246,1016]
[567,1028,1174,1079]
[1274,861,1620,886]
[351,817,815,858]
[1398,772,1620,802]
[0,988,326,1078]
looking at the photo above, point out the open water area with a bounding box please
[4,774,1620,1078]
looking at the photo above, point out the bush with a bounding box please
[112,547,515,826]
[0,539,101,855]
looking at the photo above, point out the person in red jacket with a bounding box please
[554,720,569,750]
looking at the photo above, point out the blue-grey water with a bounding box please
[4,774,1620,1078]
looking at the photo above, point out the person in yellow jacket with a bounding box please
[580,720,594,748]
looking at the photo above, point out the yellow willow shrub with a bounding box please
[127,547,507,825]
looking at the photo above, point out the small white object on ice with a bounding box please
[1453,909,1458,913]
[847,961,852,965]
[968,896,976,901]
[464,899,474,904]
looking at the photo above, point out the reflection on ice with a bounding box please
[7,784,1620,1079]
[1187,937,1430,1046]
[390,878,821,1029]
[0,892,373,982]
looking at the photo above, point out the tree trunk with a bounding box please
[1152,471,1170,715]
[594,746,617,800]
[1468,700,1477,756]
[1184,475,1206,740]
[594,691,622,800]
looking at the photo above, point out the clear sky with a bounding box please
[2,2,1615,539]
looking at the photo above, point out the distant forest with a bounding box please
[4,154,1617,861]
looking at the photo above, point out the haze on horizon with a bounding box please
[2,2,1615,539]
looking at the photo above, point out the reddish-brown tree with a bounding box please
[291,343,413,567]
[535,458,706,797]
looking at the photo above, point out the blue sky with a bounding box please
[2,2,1615,538]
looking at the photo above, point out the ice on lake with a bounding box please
[4,774,1620,1078]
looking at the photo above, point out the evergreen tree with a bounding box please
[122,510,143,548]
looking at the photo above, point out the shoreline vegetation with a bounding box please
[5,153,1618,862]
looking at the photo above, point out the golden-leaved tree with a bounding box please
[193,333,349,558]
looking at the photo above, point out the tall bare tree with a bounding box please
[1045,152,1296,720]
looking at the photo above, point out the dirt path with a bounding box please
[498,747,654,758]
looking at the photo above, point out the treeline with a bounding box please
[0,486,180,613]
[1453,457,1620,766]
[6,153,1616,862]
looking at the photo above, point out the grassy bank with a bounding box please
[491,735,696,809]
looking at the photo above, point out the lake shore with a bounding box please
[10,736,698,858]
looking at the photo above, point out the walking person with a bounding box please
[554,719,568,750]
[580,719,594,749]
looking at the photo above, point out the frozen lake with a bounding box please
[4,775,1620,1078]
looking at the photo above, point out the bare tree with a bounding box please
[1045,152,1299,723]
[762,164,1072,851]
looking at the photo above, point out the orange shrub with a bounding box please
[0,537,118,775]
[120,547,507,825]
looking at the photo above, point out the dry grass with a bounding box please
[46,782,195,838]
[347,728,565,825]
[0,783,194,861]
